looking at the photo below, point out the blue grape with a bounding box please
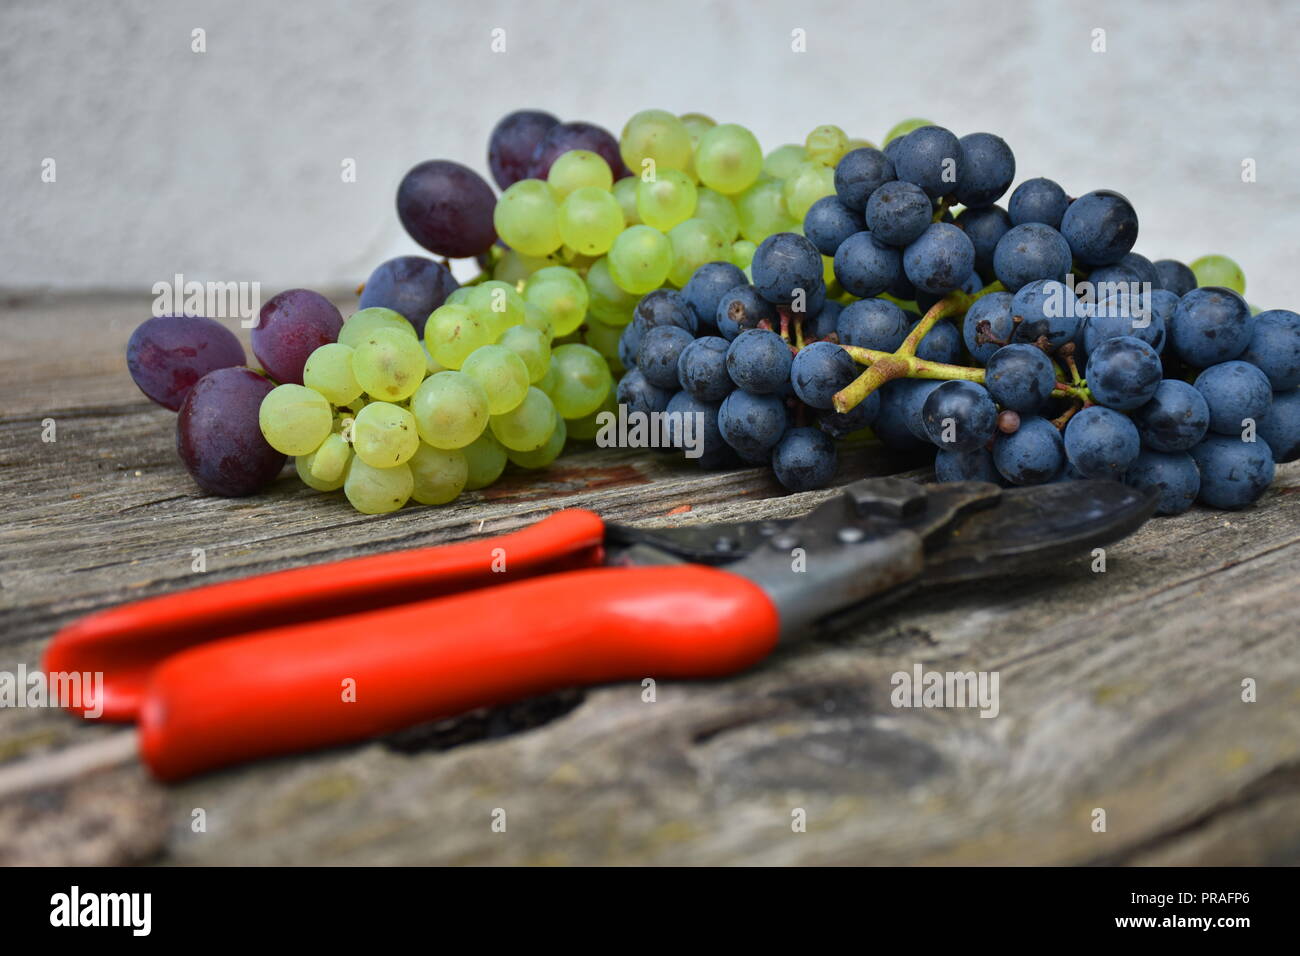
[962,292,1016,364]
[1130,379,1209,452]
[993,416,1064,485]
[682,261,747,335]
[716,285,778,340]
[803,196,865,256]
[1063,406,1140,478]
[1193,361,1273,435]
[358,256,458,335]
[616,367,673,416]
[1190,434,1275,509]
[818,389,881,438]
[1081,288,1173,356]
[954,133,1015,208]
[1118,252,1158,288]
[1124,450,1200,515]
[1239,309,1300,390]
[637,325,695,389]
[985,344,1056,413]
[635,288,696,334]
[1170,288,1254,368]
[921,380,997,451]
[865,180,933,247]
[790,341,858,409]
[528,120,628,179]
[1152,259,1197,296]
[676,336,733,401]
[909,316,962,364]
[618,321,643,370]
[1257,388,1300,462]
[903,223,975,295]
[1059,190,1138,266]
[752,232,823,306]
[807,300,842,340]
[718,390,788,459]
[916,269,983,315]
[1085,336,1162,410]
[396,160,498,259]
[833,231,901,298]
[665,390,734,469]
[1087,262,1144,294]
[726,329,793,395]
[897,378,945,441]
[992,222,1072,292]
[873,380,931,449]
[891,126,963,199]
[1011,279,1083,350]
[1007,177,1069,228]
[955,205,1011,279]
[935,447,1002,484]
[834,147,896,213]
[488,109,560,189]
[837,298,909,351]
[127,315,246,411]
[772,427,837,491]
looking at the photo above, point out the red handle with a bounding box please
[44,510,606,720]
[137,565,780,780]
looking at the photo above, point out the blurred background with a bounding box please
[3,0,1298,306]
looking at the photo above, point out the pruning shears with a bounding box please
[32,477,1154,784]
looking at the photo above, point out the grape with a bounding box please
[1258,388,1300,463]
[804,125,850,167]
[1240,309,1300,389]
[352,400,419,468]
[357,257,457,336]
[493,179,563,257]
[992,223,1073,292]
[252,289,343,385]
[782,161,836,220]
[803,196,865,256]
[664,391,734,468]
[718,390,787,460]
[1190,254,1246,294]
[396,160,497,259]
[635,288,696,332]
[302,342,362,406]
[751,232,822,305]
[1152,258,1198,296]
[727,329,793,395]
[127,315,246,410]
[490,386,558,451]
[961,292,1015,364]
[344,458,413,514]
[790,341,858,410]
[715,286,776,340]
[295,433,350,492]
[985,344,1055,413]
[567,384,617,441]
[694,188,741,242]
[1063,406,1140,478]
[763,144,805,179]
[1008,178,1070,229]
[954,133,1015,208]
[772,427,837,491]
[612,176,640,225]
[677,336,733,401]
[834,147,895,213]
[955,205,1011,279]
[619,109,692,174]
[903,223,976,295]
[916,380,996,452]
[558,186,624,256]
[993,415,1064,485]
[425,303,494,370]
[177,367,284,496]
[547,149,613,198]
[681,261,746,333]
[872,380,930,450]
[1082,289,1171,355]
[608,225,673,294]
[258,383,334,456]
[833,231,901,298]
[522,302,555,343]
[585,256,640,326]
[891,126,963,200]
[499,325,551,383]
[1193,361,1273,435]
[838,298,909,351]
[908,315,962,364]
[667,217,728,287]
[638,325,695,390]
[864,180,931,248]
[408,443,468,505]
[508,416,567,469]
[523,266,589,337]
[935,447,1002,484]
[694,124,763,195]
[410,371,490,449]
[338,307,417,349]
[636,169,697,231]
[462,280,527,336]
[584,318,623,369]
[883,117,933,145]
[492,246,558,285]
[731,239,757,270]
[616,367,672,417]
[462,432,509,489]
[1085,336,1162,410]
[1190,435,1275,509]
[529,121,627,180]
[352,326,427,401]
[1170,288,1254,367]
[488,109,560,189]
[1059,190,1138,266]
[460,344,530,415]
[550,343,614,419]
[736,180,797,243]
[1130,379,1209,452]
[817,387,880,440]
[1011,279,1083,350]
[1123,450,1200,515]
[679,112,717,145]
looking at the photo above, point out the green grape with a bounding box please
[549,343,613,419]
[636,169,697,231]
[1190,255,1246,294]
[259,384,333,456]
[607,225,672,294]
[582,320,623,374]
[731,239,757,270]
[500,324,551,383]
[493,246,561,285]
[695,187,741,242]
[338,307,417,349]
[763,144,805,180]
[303,343,362,406]
[344,458,413,515]
[352,400,419,468]
[667,218,728,288]
[619,109,692,174]
[523,266,589,337]
[804,125,850,166]
[493,179,563,257]
[736,180,796,243]
[782,160,837,220]
[547,149,613,198]
[462,280,526,339]
[566,382,616,441]
[846,137,876,151]
[425,302,494,370]
[295,433,351,491]
[408,443,468,505]
[679,112,716,183]
[585,256,640,327]
[558,186,625,256]
[422,343,445,377]
[694,123,763,195]
[537,363,558,395]
[884,117,934,145]
[507,415,567,469]
[461,432,508,490]
[461,344,530,415]
[352,327,427,401]
[612,177,641,225]
[490,386,558,451]
[522,302,555,343]
[410,370,490,449]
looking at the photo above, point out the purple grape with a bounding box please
[527,121,629,180]
[357,256,458,336]
[126,315,246,411]
[396,160,498,259]
[488,109,560,189]
[251,289,343,385]
[176,367,285,496]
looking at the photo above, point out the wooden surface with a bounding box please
[1,293,1298,866]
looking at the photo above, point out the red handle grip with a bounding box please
[44,510,606,721]
[137,565,780,780]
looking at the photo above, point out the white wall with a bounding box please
[3,0,1298,309]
